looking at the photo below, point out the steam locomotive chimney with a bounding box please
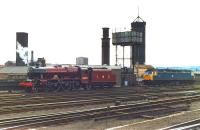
[101,28,110,65]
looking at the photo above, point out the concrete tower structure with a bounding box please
[130,16,146,65]
[101,28,110,65]
[16,32,28,66]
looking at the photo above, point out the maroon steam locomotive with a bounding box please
[19,66,116,92]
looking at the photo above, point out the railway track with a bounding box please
[0,85,199,105]
[161,118,200,130]
[0,95,199,130]
[0,90,199,114]
[0,90,184,106]
[0,95,144,114]
[0,85,199,114]
[0,88,163,105]
[1,84,199,99]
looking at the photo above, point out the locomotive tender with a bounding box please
[143,68,195,85]
[19,66,116,92]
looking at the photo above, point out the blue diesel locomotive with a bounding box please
[143,68,195,85]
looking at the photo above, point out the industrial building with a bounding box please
[111,15,146,86]
[0,66,28,80]
[0,66,28,90]
[76,57,88,65]
[112,15,146,67]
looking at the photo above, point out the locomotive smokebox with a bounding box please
[101,28,110,65]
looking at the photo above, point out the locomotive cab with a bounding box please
[81,69,89,84]
[143,69,155,81]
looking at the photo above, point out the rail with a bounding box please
[0,95,199,129]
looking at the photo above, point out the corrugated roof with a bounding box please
[0,66,28,74]
[78,65,122,70]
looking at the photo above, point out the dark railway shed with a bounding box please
[0,66,28,90]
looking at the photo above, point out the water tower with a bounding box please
[131,16,146,65]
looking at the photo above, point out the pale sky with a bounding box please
[0,0,200,67]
